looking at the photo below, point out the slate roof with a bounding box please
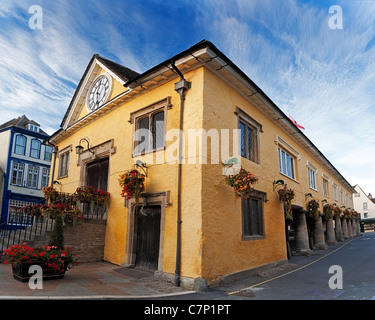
[0,115,48,135]
[60,54,140,127]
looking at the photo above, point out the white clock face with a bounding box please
[87,75,111,111]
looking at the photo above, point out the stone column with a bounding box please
[294,210,313,256]
[326,218,337,246]
[347,218,353,238]
[334,215,344,242]
[351,219,357,237]
[313,216,327,250]
[355,220,360,235]
[341,217,349,239]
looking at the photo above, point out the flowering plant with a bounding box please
[41,203,82,220]
[225,168,258,198]
[22,203,44,218]
[278,186,295,220]
[2,243,77,273]
[343,208,352,218]
[42,185,59,201]
[119,169,145,205]
[307,199,320,220]
[333,206,342,217]
[75,186,110,206]
[323,203,334,219]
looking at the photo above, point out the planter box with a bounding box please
[12,260,69,282]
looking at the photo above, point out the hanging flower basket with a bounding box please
[307,199,320,220]
[75,186,110,207]
[225,167,258,198]
[278,186,295,220]
[343,208,352,219]
[119,169,146,206]
[333,206,342,217]
[42,185,59,202]
[323,203,334,219]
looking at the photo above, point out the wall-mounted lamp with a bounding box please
[305,193,313,201]
[273,180,285,191]
[135,160,148,177]
[75,138,94,155]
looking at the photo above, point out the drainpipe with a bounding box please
[172,61,191,287]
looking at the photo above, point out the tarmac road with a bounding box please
[157,232,375,300]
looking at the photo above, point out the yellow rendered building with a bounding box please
[48,40,355,286]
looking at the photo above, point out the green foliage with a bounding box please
[49,214,64,250]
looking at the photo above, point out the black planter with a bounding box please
[12,260,69,282]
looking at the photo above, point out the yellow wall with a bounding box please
[53,67,206,279]
[199,68,353,283]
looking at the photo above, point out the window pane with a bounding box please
[152,111,164,149]
[280,150,286,175]
[251,199,259,235]
[45,146,53,161]
[247,127,254,161]
[242,198,251,236]
[15,135,26,154]
[30,140,41,158]
[242,198,262,237]
[136,117,149,153]
[239,122,246,158]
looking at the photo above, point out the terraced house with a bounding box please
[47,40,356,286]
[0,115,52,225]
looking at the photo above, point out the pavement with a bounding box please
[0,235,362,300]
[0,261,196,300]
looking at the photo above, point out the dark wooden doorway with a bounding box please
[86,157,109,191]
[134,205,161,270]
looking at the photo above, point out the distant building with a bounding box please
[353,185,375,220]
[0,115,51,225]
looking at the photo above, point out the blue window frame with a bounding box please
[11,162,24,186]
[27,165,39,189]
[41,167,50,188]
[14,135,26,155]
[44,145,53,161]
[30,139,41,158]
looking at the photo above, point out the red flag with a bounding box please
[289,116,305,130]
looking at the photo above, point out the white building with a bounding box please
[353,184,375,220]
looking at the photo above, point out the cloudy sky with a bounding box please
[1,0,375,195]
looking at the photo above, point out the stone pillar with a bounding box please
[347,219,353,238]
[334,215,344,242]
[313,216,327,250]
[351,219,357,237]
[326,218,337,246]
[341,217,349,239]
[355,220,360,236]
[294,210,313,256]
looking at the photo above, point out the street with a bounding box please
[245,232,375,300]
[158,232,375,300]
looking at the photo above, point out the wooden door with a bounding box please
[86,157,109,191]
[135,205,161,270]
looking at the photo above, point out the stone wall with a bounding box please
[31,218,107,263]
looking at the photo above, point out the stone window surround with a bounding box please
[57,145,72,179]
[76,139,116,187]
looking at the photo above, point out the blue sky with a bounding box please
[1,0,375,195]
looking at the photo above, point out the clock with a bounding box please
[87,74,112,111]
